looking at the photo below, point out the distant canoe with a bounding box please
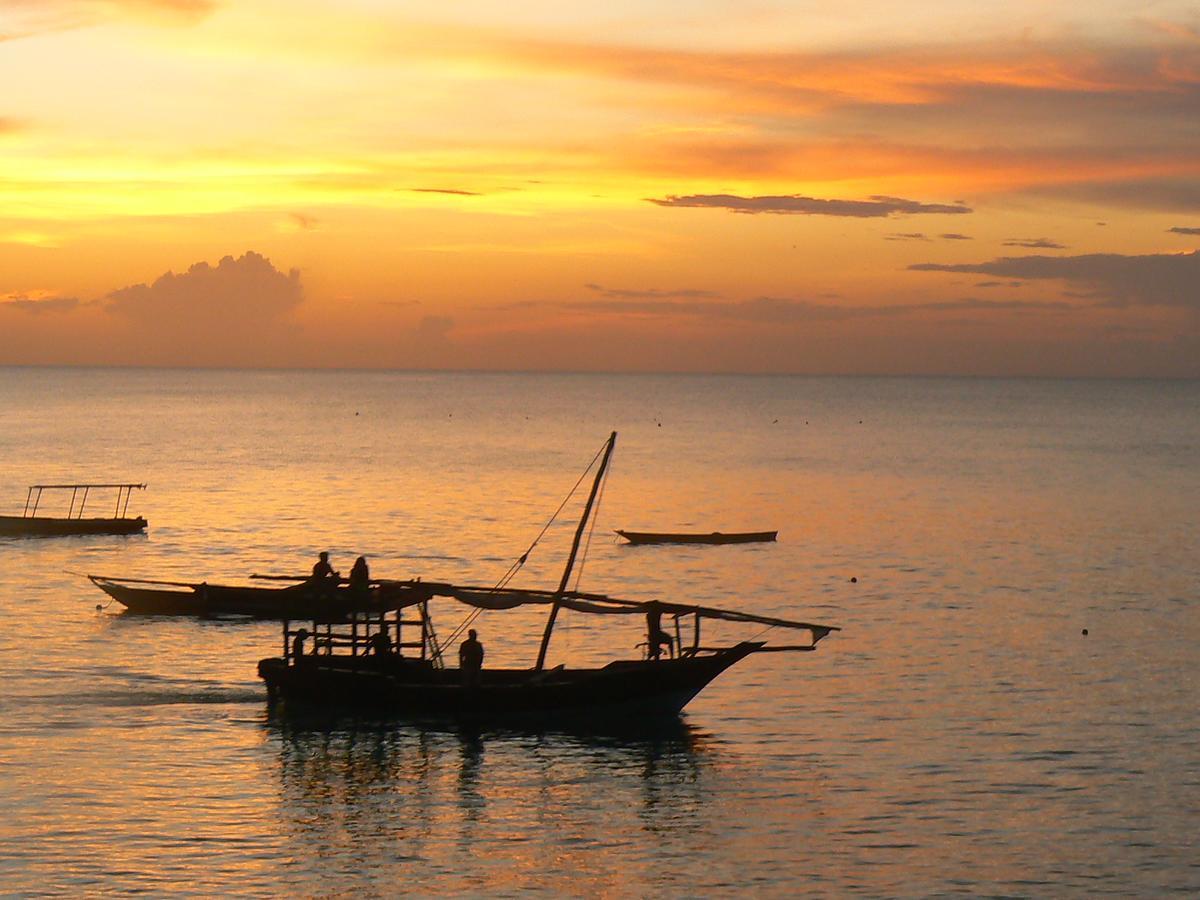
[0,514,147,537]
[615,530,777,545]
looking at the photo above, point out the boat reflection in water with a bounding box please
[265,709,715,881]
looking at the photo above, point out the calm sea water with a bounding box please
[0,368,1196,896]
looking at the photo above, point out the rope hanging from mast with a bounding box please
[571,448,611,594]
[535,432,618,671]
[436,435,615,662]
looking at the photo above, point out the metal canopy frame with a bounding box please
[24,483,146,520]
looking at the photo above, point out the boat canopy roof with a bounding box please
[90,570,837,641]
[29,483,146,490]
[391,581,839,641]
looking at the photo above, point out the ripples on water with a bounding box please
[0,369,1197,895]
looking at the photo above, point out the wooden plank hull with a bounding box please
[90,578,429,620]
[257,642,761,722]
[0,515,146,537]
[616,529,777,545]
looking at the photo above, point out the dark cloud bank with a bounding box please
[2,296,80,314]
[564,293,1070,323]
[910,250,1200,308]
[648,194,971,217]
[1002,238,1066,249]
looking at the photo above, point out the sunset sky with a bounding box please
[2,0,1198,375]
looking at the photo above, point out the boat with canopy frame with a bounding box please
[257,432,839,722]
[0,483,147,537]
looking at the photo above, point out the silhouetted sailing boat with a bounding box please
[257,432,838,722]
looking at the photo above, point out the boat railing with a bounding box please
[23,483,145,520]
[282,606,430,666]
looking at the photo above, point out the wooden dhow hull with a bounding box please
[89,576,432,620]
[616,529,777,545]
[257,642,762,722]
[0,515,146,537]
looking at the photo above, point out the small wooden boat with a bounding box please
[88,573,431,620]
[0,483,147,537]
[616,529,777,545]
[258,434,836,724]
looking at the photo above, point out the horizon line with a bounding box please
[0,362,1196,382]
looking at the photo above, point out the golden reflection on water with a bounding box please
[266,714,720,893]
[1,371,1197,894]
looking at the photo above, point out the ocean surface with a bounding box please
[0,368,1196,896]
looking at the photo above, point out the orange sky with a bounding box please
[2,0,1199,375]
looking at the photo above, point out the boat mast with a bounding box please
[534,431,617,671]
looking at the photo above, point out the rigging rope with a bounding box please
[571,449,611,594]
[435,438,611,660]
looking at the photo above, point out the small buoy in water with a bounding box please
[1082,628,1088,636]
[95,604,103,611]
[355,411,359,416]
[772,419,778,424]
[850,576,857,583]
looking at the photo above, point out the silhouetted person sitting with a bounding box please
[309,551,340,598]
[369,627,392,657]
[292,628,309,661]
[349,555,370,600]
[311,551,338,581]
[459,629,484,686]
[645,603,674,661]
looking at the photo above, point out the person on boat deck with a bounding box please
[370,627,392,656]
[459,629,484,686]
[645,602,674,660]
[311,551,338,581]
[292,628,309,660]
[349,556,370,598]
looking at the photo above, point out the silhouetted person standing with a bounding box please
[459,629,484,686]
[646,602,673,660]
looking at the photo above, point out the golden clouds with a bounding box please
[1,2,1199,374]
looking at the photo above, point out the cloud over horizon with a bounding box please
[647,194,972,217]
[559,293,1074,324]
[1,295,80,314]
[584,283,720,300]
[104,252,303,363]
[910,250,1200,309]
[1003,238,1066,249]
